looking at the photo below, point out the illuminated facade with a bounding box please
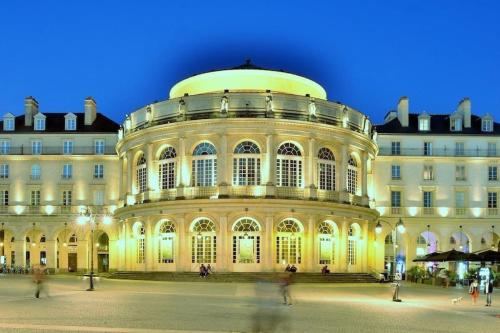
[0,63,498,274]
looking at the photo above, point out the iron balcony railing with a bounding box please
[379,147,497,157]
[0,146,116,156]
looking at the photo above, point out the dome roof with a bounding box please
[169,61,327,100]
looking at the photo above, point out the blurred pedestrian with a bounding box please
[199,264,206,278]
[485,279,493,306]
[32,264,46,298]
[284,264,291,272]
[469,279,479,305]
[280,273,293,305]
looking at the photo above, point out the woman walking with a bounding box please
[469,279,479,305]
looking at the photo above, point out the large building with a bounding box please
[0,63,498,275]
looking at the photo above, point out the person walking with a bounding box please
[32,264,46,298]
[485,279,494,306]
[469,279,479,305]
[280,273,293,306]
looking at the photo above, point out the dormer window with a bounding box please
[3,113,15,131]
[34,114,46,131]
[64,113,77,131]
[482,116,493,132]
[418,113,430,131]
[450,117,462,132]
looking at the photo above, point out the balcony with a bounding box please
[487,208,498,216]
[379,147,498,158]
[0,204,112,216]
[378,206,500,218]
[0,145,116,156]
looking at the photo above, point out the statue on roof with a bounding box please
[308,98,317,118]
[220,95,229,115]
[265,94,273,116]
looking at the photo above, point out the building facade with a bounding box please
[0,63,498,275]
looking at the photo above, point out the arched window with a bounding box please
[192,142,217,187]
[158,147,177,190]
[133,223,145,264]
[318,221,336,265]
[136,154,147,193]
[347,156,358,195]
[233,141,261,186]
[158,220,176,263]
[347,226,359,266]
[232,218,261,264]
[276,143,302,187]
[191,218,216,264]
[317,148,335,190]
[276,219,302,265]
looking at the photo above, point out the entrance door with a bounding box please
[98,254,109,272]
[68,253,77,272]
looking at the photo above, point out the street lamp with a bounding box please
[77,206,112,291]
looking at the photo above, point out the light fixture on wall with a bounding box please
[459,225,463,250]
[426,225,431,247]
[63,222,68,247]
[31,223,36,247]
[0,222,4,248]
[492,225,496,250]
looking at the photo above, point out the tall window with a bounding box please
[233,141,261,186]
[65,118,76,131]
[62,190,72,206]
[93,190,104,206]
[159,147,177,189]
[391,165,401,180]
[391,191,401,208]
[3,117,14,131]
[232,218,261,264]
[31,140,42,155]
[0,190,8,206]
[0,140,11,154]
[31,190,40,206]
[62,164,72,179]
[482,119,493,132]
[488,166,498,181]
[136,154,147,193]
[31,164,41,180]
[423,191,432,208]
[317,147,335,190]
[423,142,432,156]
[455,165,466,181]
[34,117,45,131]
[318,221,335,265]
[0,164,8,179]
[347,227,357,266]
[423,165,434,181]
[455,191,465,215]
[488,143,497,157]
[347,156,358,195]
[63,140,73,155]
[95,140,105,155]
[276,219,302,265]
[455,142,465,156]
[158,221,175,263]
[488,192,497,209]
[276,142,302,187]
[192,142,217,187]
[191,218,216,264]
[418,118,430,131]
[94,164,104,179]
[136,224,145,264]
[391,142,401,155]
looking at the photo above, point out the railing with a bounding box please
[229,185,266,198]
[0,205,111,215]
[159,189,177,201]
[378,206,499,218]
[379,147,497,157]
[317,189,339,202]
[276,187,305,199]
[0,146,116,156]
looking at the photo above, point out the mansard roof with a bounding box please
[0,113,119,133]
[376,113,500,135]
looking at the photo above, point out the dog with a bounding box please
[451,296,463,304]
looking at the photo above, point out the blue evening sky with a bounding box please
[1,0,499,124]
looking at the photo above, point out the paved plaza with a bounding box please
[0,275,498,333]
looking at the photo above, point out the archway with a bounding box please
[318,220,339,269]
[190,218,216,269]
[383,229,406,276]
[97,232,109,272]
[276,218,304,267]
[231,217,262,271]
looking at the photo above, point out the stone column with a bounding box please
[145,144,155,202]
[217,214,228,272]
[264,215,274,271]
[145,218,154,271]
[305,138,315,187]
[178,137,186,187]
[14,239,26,268]
[306,216,315,272]
[126,151,134,197]
[361,152,368,200]
[361,221,369,272]
[109,238,118,272]
[118,156,124,201]
[124,221,131,270]
[218,135,229,198]
[339,219,348,272]
[176,216,188,271]
[46,240,57,271]
[265,134,275,185]
[338,145,347,201]
[77,239,89,273]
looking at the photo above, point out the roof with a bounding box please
[0,113,120,133]
[376,113,500,135]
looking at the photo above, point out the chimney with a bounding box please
[457,97,471,128]
[84,97,97,125]
[397,96,409,127]
[24,96,39,126]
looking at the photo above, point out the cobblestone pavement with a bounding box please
[0,275,498,333]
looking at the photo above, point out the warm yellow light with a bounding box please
[438,207,449,217]
[169,69,327,100]
[63,242,67,247]
[126,195,136,206]
[15,205,24,215]
[109,205,117,214]
[407,207,418,217]
[77,215,88,225]
[45,205,55,215]
[376,207,386,216]
[472,208,481,217]
[103,215,112,225]
[0,242,3,247]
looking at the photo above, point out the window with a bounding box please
[34,117,45,131]
[31,164,41,180]
[455,142,465,156]
[488,166,498,181]
[0,140,11,154]
[95,140,105,155]
[347,227,357,266]
[93,190,104,206]
[391,165,401,180]
[423,142,432,156]
[488,143,497,157]
[233,141,261,186]
[158,221,176,263]
[191,218,216,264]
[423,165,434,181]
[62,190,72,206]
[136,154,147,193]
[418,117,430,131]
[317,147,335,190]
[159,147,177,189]
[31,140,42,155]
[482,119,493,132]
[191,142,217,187]
[488,192,497,208]
[391,191,401,208]
[0,164,8,179]
[451,118,462,131]
[276,142,302,188]
[318,222,335,265]
[65,118,76,131]
[63,140,73,155]
[455,191,465,215]
[423,191,432,208]
[391,142,401,155]
[3,118,14,131]
[276,219,302,265]
[455,165,466,181]
[30,190,40,206]
[136,225,145,264]
[94,164,104,179]
[347,156,358,195]
[62,164,73,179]
[0,190,8,206]
[232,218,261,264]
